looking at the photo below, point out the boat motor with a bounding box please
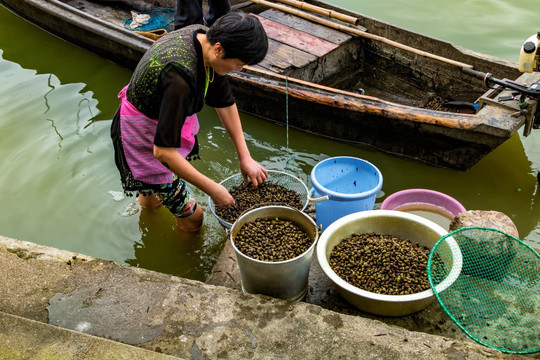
[462,32,540,135]
[461,67,540,99]
[463,66,540,134]
[519,32,540,73]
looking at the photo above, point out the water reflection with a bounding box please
[0,51,126,262]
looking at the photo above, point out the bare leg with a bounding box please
[138,193,162,209]
[175,204,204,232]
[139,191,203,231]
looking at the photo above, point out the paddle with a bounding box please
[271,0,359,25]
[248,0,474,69]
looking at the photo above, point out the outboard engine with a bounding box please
[519,32,540,73]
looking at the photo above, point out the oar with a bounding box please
[271,0,359,25]
[249,0,474,69]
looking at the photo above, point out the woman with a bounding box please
[111,12,269,231]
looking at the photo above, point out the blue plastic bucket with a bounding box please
[310,157,383,230]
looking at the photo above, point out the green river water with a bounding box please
[0,1,539,280]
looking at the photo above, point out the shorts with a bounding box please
[138,176,197,218]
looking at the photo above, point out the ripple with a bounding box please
[108,190,125,202]
[119,202,141,217]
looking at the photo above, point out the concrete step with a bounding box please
[1,236,535,360]
[0,311,183,360]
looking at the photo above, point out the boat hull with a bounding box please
[1,0,536,170]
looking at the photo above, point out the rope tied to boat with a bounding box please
[284,76,296,173]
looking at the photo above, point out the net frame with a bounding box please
[427,226,540,354]
[208,170,309,229]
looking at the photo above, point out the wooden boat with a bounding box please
[2,0,539,170]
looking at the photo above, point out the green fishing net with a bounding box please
[427,227,540,354]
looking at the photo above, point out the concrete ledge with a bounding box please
[207,233,469,341]
[0,311,181,360]
[0,236,535,359]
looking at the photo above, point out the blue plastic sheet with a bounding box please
[123,7,174,32]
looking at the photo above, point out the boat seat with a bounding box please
[253,9,354,75]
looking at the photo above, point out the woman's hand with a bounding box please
[240,157,268,187]
[210,183,236,208]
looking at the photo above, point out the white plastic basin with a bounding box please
[317,210,462,316]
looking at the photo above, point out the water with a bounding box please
[393,204,455,231]
[0,1,539,282]
[330,0,539,61]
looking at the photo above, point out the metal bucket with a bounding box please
[230,206,319,300]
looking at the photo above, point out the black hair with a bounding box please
[206,12,268,65]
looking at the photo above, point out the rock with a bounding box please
[448,210,519,281]
[449,210,519,238]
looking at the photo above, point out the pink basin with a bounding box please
[381,189,466,216]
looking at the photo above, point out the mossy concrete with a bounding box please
[0,235,537,359]
[0,311,181,360]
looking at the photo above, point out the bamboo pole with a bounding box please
[249,0,474,69]
[243,65,381,101]
[271,0,359,25]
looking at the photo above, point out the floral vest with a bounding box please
[126,25,207,119]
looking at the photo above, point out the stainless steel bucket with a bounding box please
[230,206,319,300]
